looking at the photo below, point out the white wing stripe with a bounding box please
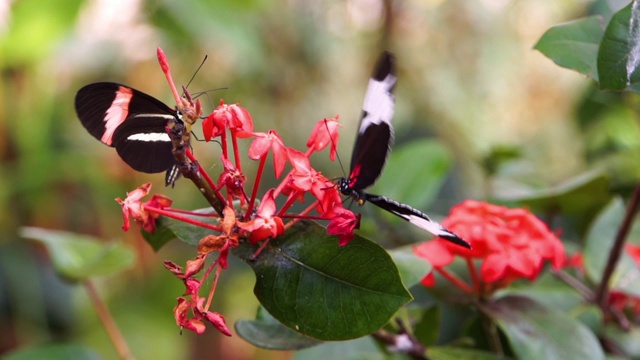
[127,133,171,142]
[359,74,397,133]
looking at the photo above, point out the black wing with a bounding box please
[75,82,178,173]
[348,51,397,191]
[111,113,176,173]
[75,82,176,146]
[365,193,471,248]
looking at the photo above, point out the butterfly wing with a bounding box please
[75,82,179,173]
[348,51,397,191]
[365,193,471,248]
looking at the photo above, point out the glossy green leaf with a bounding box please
[502,274,603,332]
[4,343,100,360]
[496,170,609,216]
[373,140,452,206]
[427,346,504,360]
[234,220,412,341]
[389,248,432,288]
[142,207,217,250]
[20,227,135,282]
[293,336,382,360]
[534,16,605,81]
[598,1,640,90]
[235,306,322,350]
[483,295,605,360]
[414,306,441,346]
[601,324,640,357]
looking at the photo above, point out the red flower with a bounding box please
[142,194,173,233]
[202,100,253,141]
[626,243,640,267]
[326,205,359,246]
[307,116,340,161]
[217,157,247,200]
[287,148,339,211]
[414,200,565,292]
[237,189,284,244]
[247,130,288,178]
[116,182,152,231]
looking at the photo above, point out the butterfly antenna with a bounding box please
[323,118,347,178]
[192,86,232,110]
[183,55,208,92]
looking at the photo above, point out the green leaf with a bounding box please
[142,207,217,250]
[4,343,100,360]
[235,306,322,350]
[483,295,605,360]
[481,145,522,176]
[414,306,441,346]
[21,227,135,282]
[372,140,452,206]
[601,324,640,357]
[293,336,382,360]
[598,1,640,90]
[427,346,505,360]
[389,248,432,288]
[534,16,605,81]
[1,0,83,67]
[496,170,609,216]
[234,220,412,341]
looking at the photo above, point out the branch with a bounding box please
[595,184,640,307]
[167,119,226,216]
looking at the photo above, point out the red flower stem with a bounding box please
[185,149,224,204]
[164,208,218,217]
[251,238,272,260]
[277,190,303,217]
[231,133,246,206]
[304,147,314,157]
[145,206,221,231]
[435,267,474,294]
[283,201,319,231]
[220,129,228,160]
[204,264,222,312]
[282,214,328,220]
[244,155,267,221]
[156,48,182,106]
[595,183,640,307]
[231,132,243,173]
[465,257,481,293]
[84,280,134,360]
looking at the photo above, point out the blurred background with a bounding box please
[0,0,625,359]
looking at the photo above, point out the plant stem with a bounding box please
[595,184,640,307]
[481,309,503,356]
[84,280,135,360]
[168,119,225,215]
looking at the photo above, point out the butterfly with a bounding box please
[338,51,470,248]
[75,82,182,185]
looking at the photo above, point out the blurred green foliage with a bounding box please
[1,0,636,359]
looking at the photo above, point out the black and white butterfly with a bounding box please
[338,51,470,248]
[75,82,182,185]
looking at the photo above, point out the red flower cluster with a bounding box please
[414,200,565,295]
[117,88,357,335]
